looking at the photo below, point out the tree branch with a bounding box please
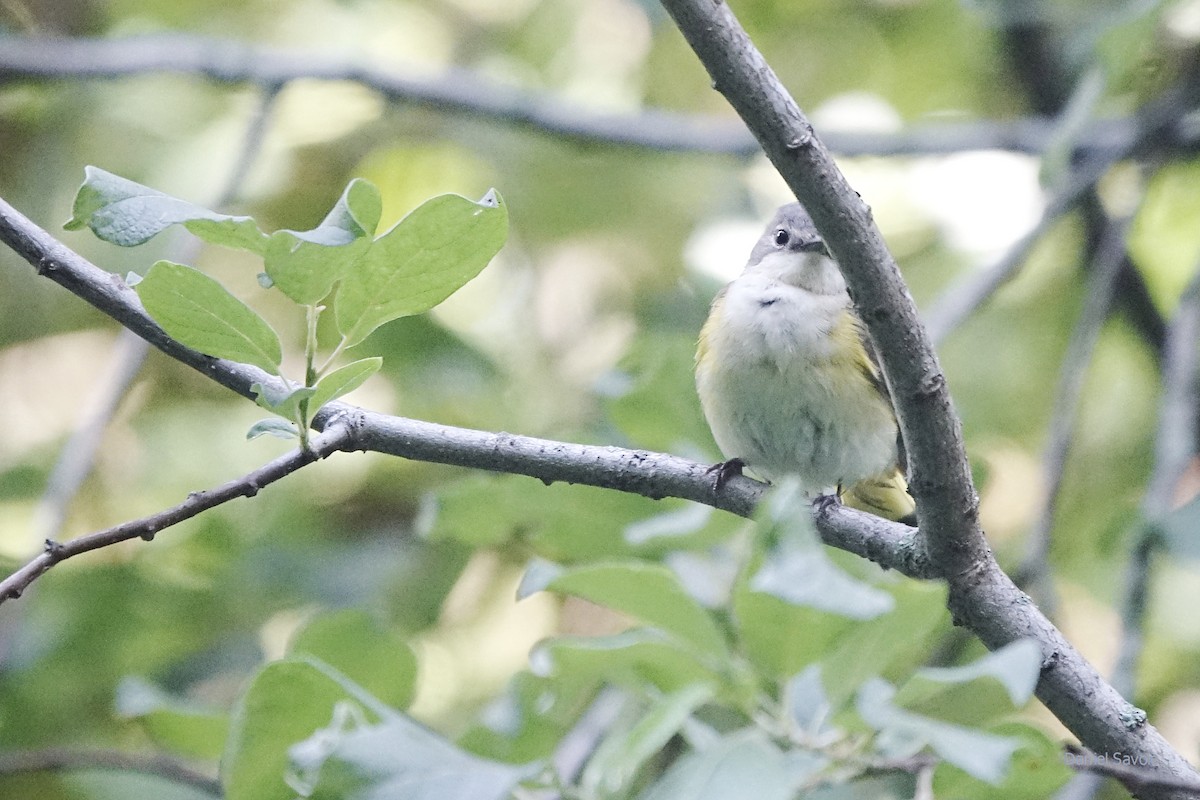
[0,747,221,795]
[0,35,1196,159]
[1112,262,1200,702]
[1,15,1197,784]
[1065,744,1200,797]
[0,192,934,588]
[654,0,1198,795]
[0,421,352,603]
[29,82,282,546]
[925,57,1200,345]
[1016,214,1132,607]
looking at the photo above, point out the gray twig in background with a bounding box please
[1017,214,1133,610]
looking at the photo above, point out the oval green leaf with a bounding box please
[68,166,268,253]
[135,260,282,372]
[335,189,507,347]
[310,357,382,412]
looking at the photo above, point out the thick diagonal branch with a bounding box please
[655,0,1198,794]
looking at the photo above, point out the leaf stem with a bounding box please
[315,334,350,379]
[297,303,323,449]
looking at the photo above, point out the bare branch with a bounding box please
[924,148,1125,345]
[0,422,352,604]
[1017,214,1132,606]
[1111,262,1200,701]
[30,329,149,541]
[0,748,220,795]
[1065,744,1200,797]
[0,35,1196,159]
[653,0,1199,795]
[926,58,1200,345]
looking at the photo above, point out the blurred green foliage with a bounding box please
[2,0,1200,797]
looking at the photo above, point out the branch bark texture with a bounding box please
[0,34,1194,159]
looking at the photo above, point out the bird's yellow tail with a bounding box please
[842,468,916,525]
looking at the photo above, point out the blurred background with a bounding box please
[3,0,1200,795]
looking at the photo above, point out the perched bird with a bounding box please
[695,203,916,523]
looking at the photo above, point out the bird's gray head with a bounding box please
[748,203,829,265]
[744,203,844,295]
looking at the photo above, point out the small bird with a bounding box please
[695,203,916,524]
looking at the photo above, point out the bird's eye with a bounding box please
[773,229,790,247]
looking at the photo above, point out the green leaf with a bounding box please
[624,503,714,545]
[857,678,1020,785]
[908,638,1041,706]
[783,665,833,736]
[818,581,948,710]
[889,640,1042,730]
[581,684,715,797]
[288,609,418,711]
[639,729,818,800]
[135,261,282,372]
[261,179,382,303]
[310,358,383,412]
[750,480,893,620]
[247,419,301,440]
[520,559,730,658]
[335,190,507,347]
[734,576,945,697]
[933,722,1071,799]
[222,659,377,800]
[750,535,894,620]
[252,383,316,418]
[532,629,725,694]
[290,712,536,800]
[67,166,268,252]
[264,235,369,306]
[115,676,229,760]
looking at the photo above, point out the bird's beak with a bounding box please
[795,235,829,256]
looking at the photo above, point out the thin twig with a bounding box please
[29,329,149,541]
[0,422,352,604]
[925,60,1200,346]
[1065,744,1200,797]
[1111,263,1200,701]
[924,149,1123,346]
[0,747,221,796]
[1017,214,1133,608]
[28,83,282,545]
[0,35,1197,159]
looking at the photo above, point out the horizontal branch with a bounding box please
[0,193,934,592]
[0,748,220,795]
[1065,745,1200,797]
[0,35,1196,159]
[0,422,352,603]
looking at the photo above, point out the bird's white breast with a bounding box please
[696,269,898,491]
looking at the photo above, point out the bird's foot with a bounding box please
[705,458,746,492]
[813,492,842,517]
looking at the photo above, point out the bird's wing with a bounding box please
[850,313,908,473]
